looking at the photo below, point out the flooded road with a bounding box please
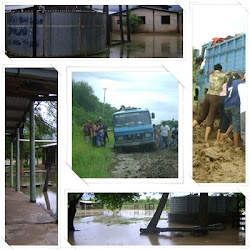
[90,33,183,58]
[69,210,244,246]
[5,170,57,216]
[109,148,178,178]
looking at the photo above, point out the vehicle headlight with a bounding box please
[118,136,124,141]
[145,133,151,138]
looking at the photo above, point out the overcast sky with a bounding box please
[192,4,247,50]
[73,72,178,125]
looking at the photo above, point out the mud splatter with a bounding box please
[193,125,245,183]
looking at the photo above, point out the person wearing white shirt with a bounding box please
[159,121,170,149]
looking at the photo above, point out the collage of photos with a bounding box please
[1,1,248,250]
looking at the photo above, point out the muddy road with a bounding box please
[193,124,245,183]
[109,147,178,178]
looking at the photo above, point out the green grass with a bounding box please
[93,215,152,225]
[72,123,114,178]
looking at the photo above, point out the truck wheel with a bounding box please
[116,147,123,153]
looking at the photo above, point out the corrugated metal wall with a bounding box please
[170,195,237,214]
[6,11,107,57]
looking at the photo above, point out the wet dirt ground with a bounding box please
[109,147,178,178]
[68,210,244,246]
[193,124,245,183]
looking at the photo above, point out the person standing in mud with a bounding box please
[159,121,170,149]
[238,74,246,145]
[193,63,229,143]
[216,82,230,141]
[103,125,109,147]
[153,124,159,142]
[224,73,243,147]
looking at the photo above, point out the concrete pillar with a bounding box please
[16,128,20,191]
[10,139,14,187]
[30,102,36,202]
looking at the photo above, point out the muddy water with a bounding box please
[5,170,57,216]
[69,210,244,246]
[90,33,183,58]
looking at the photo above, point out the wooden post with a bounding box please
[30,101,36,202]
[126,5,131,42]
[103,5,110,46]
[10,139,13,188]
[199,193,208,227]
[16,128,20,191]
[119,5,124,43]
[43,162,52,192]
[146,193,169,229]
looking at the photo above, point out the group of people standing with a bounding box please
[193,63,246,147]
[82,117,109,147]
[153,122,178,149]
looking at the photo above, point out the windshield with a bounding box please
[113,111,151,127]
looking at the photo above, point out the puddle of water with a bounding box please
[5,170,57,216]
[90,33,183,58]
[69,209,245,246]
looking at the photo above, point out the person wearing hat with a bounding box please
[193,63,229,143]
[82,120,92,144]
[96,117,102,126]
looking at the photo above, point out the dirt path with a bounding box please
[109,147,178,178]
[193,125,245,183]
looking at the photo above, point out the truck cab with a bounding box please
[112,107,156,151]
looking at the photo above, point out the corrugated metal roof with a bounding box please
[5,68,58,136]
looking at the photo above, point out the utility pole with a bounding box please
[103,88,107,115]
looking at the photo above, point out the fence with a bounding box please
[6,11,107,57]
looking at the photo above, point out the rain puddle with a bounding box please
[5,170,57,216]
[90,33,183,58]
[69,209,245,246]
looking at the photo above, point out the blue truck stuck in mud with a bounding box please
[194,33,245,104]
[112,107,156,151]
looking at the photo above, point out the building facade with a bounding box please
[111,6,183,33]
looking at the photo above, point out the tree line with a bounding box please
[72,80,118,128]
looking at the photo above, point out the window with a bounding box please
[161,15,170,24]
[117,20,120,24]
[138,16,146,24]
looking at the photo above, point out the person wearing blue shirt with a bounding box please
[224,73,243,147]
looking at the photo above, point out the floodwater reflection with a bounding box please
[5,171,57,216]
[69,209,245,246]
[90,33,183,58]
